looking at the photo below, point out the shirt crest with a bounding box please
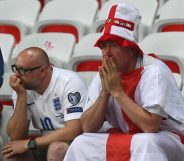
[53,97,62,111]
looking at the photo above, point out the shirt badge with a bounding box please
[53,97,62,111]
[68,92,81,106]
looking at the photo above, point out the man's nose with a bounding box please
[102,47,111,58]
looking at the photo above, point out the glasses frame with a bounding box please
[11,64,42,75]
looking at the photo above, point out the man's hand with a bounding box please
[99,63,110,97]
[100,57,122,96]
[2,140,29,158]
[9,74,26,94]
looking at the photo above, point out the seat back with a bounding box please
[157,55,184,91]
[0,105,13,146]
[11,33,75,69]
[33,0,98,43]
[0,0,41,44]
[153,0,184,32]
[139,32,184,59]
[68,33,102,86]
[139,32,184,90]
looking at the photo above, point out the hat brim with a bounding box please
[94,34,143,55]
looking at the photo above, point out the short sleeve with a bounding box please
[135,60,184,122]
[84,73,102,112]
[62,77,87,121]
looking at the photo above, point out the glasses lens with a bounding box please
[11,65,16,73]
[11,65,26,75]
[17,68,26,75]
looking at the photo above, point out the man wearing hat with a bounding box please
[63,2,184,161]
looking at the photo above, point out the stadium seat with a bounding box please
[139,32,184,91]
[68,33,102,86]
[157,55,184,91]
[32,0,98,43]
[0,105,13,144]
[0,33,15,72]
[138,32,184,59]
[0,0,41,45]
[11,33,76,69]
[153,0,184,33]
[91,0,158,41]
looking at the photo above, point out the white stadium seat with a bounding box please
[68,33,102,86]
[33,0,98,43]
[11,33,76,69]
[0,0,41,45]
[153,0,184,33]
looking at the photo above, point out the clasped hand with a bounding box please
[99,57,122,96]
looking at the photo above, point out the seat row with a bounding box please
[1,0,182,46]
[1,31,184,92]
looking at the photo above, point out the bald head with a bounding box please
[17,47,50,67]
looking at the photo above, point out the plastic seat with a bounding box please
[153,0,184,33]
[0,33,15,72]
[138,32,184,90]
[33,0,98,43]
[91,0,158,41]
[68,33,102,86]
[157,55,184,91]
[139,32,184,59]
[0,105,13,144]
[0,0,41,45]
[11,33,75,69]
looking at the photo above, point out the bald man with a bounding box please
[2,47,87,161]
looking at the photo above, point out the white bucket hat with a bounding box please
[95,2,143,55]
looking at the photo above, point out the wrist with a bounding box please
[27,138,37,150]
[111,88,124,98]
[100,90,110,99]
[17,91,27,97]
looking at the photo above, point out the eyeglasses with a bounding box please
[11,64,42,75]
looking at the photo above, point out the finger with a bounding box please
[104,58,113,74]
[2,147,13,155]
[110,57,118,72]
[15,77,22,86]
[99,66,105,81]
[100,65,108,79]
[9,75,19,86]
[102,58,109,73]
[102,59,107,73]
[99,66,108,85]
[6,151,15,159]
